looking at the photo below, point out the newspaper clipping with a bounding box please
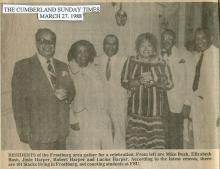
[1,1,219,169]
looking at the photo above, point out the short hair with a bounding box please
[161,29,176,42]
[35,28,56,42]
[67,40,96,62]
[103,34,119,45]
[194,27,212,41]
[135,32,158,53]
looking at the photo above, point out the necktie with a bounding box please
[192,53,204,91]
[106,57,111,80]
[47,59,57,88]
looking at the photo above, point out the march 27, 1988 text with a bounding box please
[38,13,83,20]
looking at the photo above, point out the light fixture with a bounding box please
[115,3,127,26]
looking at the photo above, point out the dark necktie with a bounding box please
[192,53,204,91]
[106,57,111,80]
[47,59,57,88]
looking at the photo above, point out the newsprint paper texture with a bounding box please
[0,0,220,169]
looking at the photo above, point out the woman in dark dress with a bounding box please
[121,33,173,149]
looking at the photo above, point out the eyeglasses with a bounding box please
[37,39,55,45]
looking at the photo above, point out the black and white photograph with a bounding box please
[1,2,219,150]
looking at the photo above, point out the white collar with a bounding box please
[203,45,214,55]
[37,52,54,65]
[104,53,117,60]
[195,45,215,56]
[170,46,178,57]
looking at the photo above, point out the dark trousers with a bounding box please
[167,112,183,149]
[30,137,66,150]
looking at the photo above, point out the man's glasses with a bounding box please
[37,39,55,45]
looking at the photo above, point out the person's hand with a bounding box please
[139,76,148,85]
[55,89,68,101]
[20,131,30,144]
[182,104,191,118]
[156,73,171,89]
[128,79,140,89]
[140,72,153,86]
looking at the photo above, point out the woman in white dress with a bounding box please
[66,40,113,149]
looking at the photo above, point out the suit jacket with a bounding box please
[94,54,128,121]
[163,46,193,113]
[12,54,75,144]
[190,45,219,148]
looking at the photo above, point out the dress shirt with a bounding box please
[94,54,128,110]
[37,53,55,89]
[94,54,127,91]
[192,45,219,98]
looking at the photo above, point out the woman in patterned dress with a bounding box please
[121,33,173,149]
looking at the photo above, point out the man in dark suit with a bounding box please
[12,28,75,150]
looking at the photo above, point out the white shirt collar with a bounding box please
[37,52,54,65]
[170,46,178,57]
[36,53,56,89]
[203,45,214,55]
[104,53,117,60]
[195,44,215,56]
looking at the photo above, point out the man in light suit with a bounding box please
[12,28,75,150]
[190,28,219,148]
[94,34,127,149]
[161,29,193,149]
